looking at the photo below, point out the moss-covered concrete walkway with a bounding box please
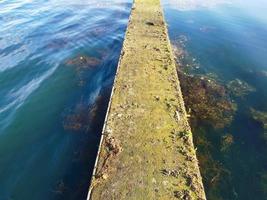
[87,0,206,199]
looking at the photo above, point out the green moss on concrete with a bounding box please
[87,0,206,199]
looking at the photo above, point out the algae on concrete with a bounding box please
[87,0,206,199]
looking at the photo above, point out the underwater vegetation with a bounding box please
[250,108,267,142]
[0,0,132,198]
[62,93,108,133]
[179,71,237,129]
[62,53,111,133]
[172,35,266,199]
[66,55,100,69]
[227,79,256,98]
[173,36,237,130]
[163,0,267,197]
[193,128,233,200]
[65,54,102,87]
[177,68,237,199]
[220,134,234,152]
[53,86,111,199]
[174,42,237,199]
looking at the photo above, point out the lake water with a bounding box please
[163,0,267,199]
[0,0,131,199]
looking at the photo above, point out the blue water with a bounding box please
[0,0,131,199]
[163,0,267,199]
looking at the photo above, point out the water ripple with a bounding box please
[0,0,132,199]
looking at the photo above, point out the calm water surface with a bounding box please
[163,0,267,199]
[0,0,131,199]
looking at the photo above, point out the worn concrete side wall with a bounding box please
[87,0,206,199]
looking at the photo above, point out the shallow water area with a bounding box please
[0,0,132,199]
[163,0,267,199]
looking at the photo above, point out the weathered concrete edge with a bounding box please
[159,1,207,199]
[86,0,206,199]
[85,5,135,200]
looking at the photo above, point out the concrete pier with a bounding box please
[87,0,206,199]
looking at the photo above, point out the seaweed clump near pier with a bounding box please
[65,54,101,86]
[172,36,237,130]
[172,40,238,199]
[66,55,100,69]
[62,100,98,132]
[178,72,237,130]
[62,90,110,133]
[177,72,237,199]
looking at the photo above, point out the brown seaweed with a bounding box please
[65,55,101,87]
[179,72,237,129]
[172,41,237,199]
[66,55,100,69]
[220,134,234,152]
[194,129,232,200]
[63,95,103,132]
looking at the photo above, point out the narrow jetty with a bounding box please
[87,0,206,199]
